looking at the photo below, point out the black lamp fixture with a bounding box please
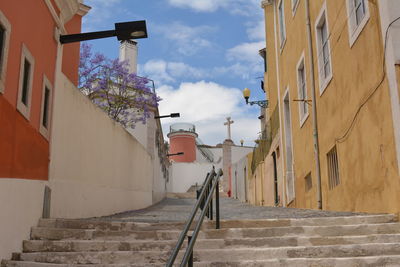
[243,87,268,108]
[60,20,148,44]
[167,152,184,157]
[154,113,180,119]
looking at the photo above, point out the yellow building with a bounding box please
[258,0,400,214]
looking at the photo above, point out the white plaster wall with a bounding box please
[231,146,254,164]
[168,163,214,193]
[152,156,166,203]
[0,179,46,260]
[209,147,223,164]
[196,147,210,163]
[232,155,249,202]
[49,74,154,218]
[378,0,400,175]
[127,122,148,151]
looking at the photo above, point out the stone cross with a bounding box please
[224,117,234,140]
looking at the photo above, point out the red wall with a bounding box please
[169,134,197,163]
[62,14,82,86]
[0,97,49,179]
[0,1,81,179]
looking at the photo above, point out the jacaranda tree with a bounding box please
[78,43,160,129]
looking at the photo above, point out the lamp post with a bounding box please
[60,20,148,44]
[242,88,268,108]
[154,113,180,119]
[167,152,184,157]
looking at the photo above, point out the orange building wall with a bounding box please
[0,97,49,179]
[62,14,82,86]
[0,1,63,180]
[169,134,197,162]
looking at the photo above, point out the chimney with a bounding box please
[119,40,138,74]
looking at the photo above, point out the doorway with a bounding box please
[283,89,295,203]
[272,151,279,206]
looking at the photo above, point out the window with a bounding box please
[327,145,340,190]
[346,0,370,47]
[40,76,52,138]
[17,44,35,119]
[315,3,333,94]
[278,0,286,48]
[0,10,11,94]
[292,0,300,15]
[305,172,312,192]
[296,53,308,126]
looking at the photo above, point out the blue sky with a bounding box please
[83,0,266,146]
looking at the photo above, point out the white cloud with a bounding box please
[83,0,125,31]
[153,22,216,56]
[167,0,226,12]
[140,60,208,84]
[167,0,260,16]
[247,20,265,41]
[157,81,260,146]
[158,81,241,122]
[226,41,265,64]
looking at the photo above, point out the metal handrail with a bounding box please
[166,168,223,267]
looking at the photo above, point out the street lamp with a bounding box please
[154,113,180,119]
[167,152,184,157]
[60,20,148,44]
[242,87,268,108]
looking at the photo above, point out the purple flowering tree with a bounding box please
[78,43,160,128]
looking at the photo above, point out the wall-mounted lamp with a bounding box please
[154,113,180,119]
[167,152,184,157]
[60,20,148,44]
[243,88,268,108]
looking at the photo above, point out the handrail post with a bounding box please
[209,180,213,220]
[215,179,220,229]
[187,235,193,267]
[166,168,223,267]
[166,171,214,266]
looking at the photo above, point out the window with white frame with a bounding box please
[40,76,52,138]
[346,0,370,47]
[17,44,35,120]
[291,0,300,15]
[278,0,286,48]
[315,3,332,94]
[296,54,308,125]
[0,10,11,94]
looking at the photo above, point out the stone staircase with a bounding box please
[3,213,400,266]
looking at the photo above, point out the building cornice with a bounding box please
[77,3,91,16]
[261,0,273,9]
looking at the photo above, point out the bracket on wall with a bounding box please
[293,99,312,106]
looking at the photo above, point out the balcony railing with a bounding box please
[251,104,280,174]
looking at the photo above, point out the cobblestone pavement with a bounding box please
[97,195,366,222]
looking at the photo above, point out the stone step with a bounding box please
[22,233,400,252]
[4,255,400,267]
[194,255,400,267]
[38,214,397,230]
[30,222,400,241]
[1,260,167,267]
[18,251,172,264]
[15,243,400,264]
[38,219,188,231]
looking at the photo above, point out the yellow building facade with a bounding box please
[259,0,400,214]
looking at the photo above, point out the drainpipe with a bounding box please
[305,0,323,210]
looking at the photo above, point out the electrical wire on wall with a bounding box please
[335,15,400,143]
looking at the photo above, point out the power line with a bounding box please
[335,14,400,143]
